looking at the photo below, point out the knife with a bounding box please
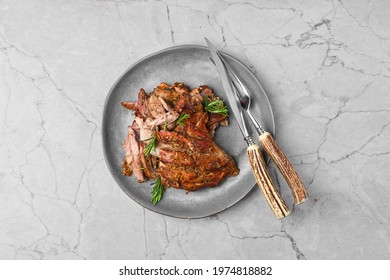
[217,54,309,205]
[205,38,291,219]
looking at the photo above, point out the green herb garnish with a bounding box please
[142,135,157,155]
[203,96,229,116]
[151,177,164,205]
[176,113,190,126]
[163,121,167,131]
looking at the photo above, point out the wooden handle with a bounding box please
[259,132,308,204]
[247,144,291,219]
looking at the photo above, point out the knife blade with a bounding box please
[205,38,291,219]
[205,38,250,139]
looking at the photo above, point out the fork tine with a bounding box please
[229,69,251,100]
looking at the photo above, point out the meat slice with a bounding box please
[207,113,228,137]
[121,101,138,110]
[136,88,151,118]
[122,121,146,182]
[154,82,189,101]
[147,95,166,119]
[139,153,159,180]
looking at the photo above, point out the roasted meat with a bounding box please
[122,120,146,182]
[121,82,239,192]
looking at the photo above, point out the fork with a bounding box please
[222,56,308,205]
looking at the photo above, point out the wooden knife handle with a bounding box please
[247,144,291,219]
[259,132,308,204]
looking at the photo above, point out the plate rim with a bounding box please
[102,44,276,219]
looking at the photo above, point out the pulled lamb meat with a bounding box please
[122,120,146,182]
[121,82,239,192]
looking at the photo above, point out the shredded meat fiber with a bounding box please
[121,82,239,192]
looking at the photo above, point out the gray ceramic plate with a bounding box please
[102,45,275,218]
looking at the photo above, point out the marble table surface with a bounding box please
[1,0,390,260]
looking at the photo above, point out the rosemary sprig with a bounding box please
[203,96,229,116]
[176,113,190,126]
[142,135,157,155]
[151,177,164,205]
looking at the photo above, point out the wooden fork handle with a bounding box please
[259,132,308,204]
[247,144,291,219]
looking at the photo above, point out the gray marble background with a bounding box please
[1,0,390,260]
